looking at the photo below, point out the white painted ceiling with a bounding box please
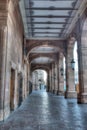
[19,0,85,39]
[31,46,59,53]
[31,57,54,64]
[19,0,86,64]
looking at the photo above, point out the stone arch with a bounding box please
[26,40,64,58]
[29,53,58,63]
[31,66,49,73]
[32,68,48,74]
[32,69,48,91]
[81,18,87,44]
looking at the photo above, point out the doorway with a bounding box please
[10,68,15,111]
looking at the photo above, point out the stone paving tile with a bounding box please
[0,91,87,130]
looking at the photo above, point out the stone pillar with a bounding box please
[65,41,77,98]
[29,63,32,94]
[23,59,29,98]
[77,18,87,103]
[58,53,64,95]
[50,66,53,93]
[49,69,52,92]
[51,63,55,93]
[50,64,52,92]
[0,27,7,121]
[24,63,27,98]
[54,62,58,95]
[0,28,5,121]
[47,71,50,92]
[27,62,30,95]
[0,2,8,121]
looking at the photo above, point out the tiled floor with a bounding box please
[0,90,87,130]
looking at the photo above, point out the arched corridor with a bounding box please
[0,0,87,129]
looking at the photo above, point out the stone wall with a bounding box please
[0,0,26,121]
[4,0,24,120]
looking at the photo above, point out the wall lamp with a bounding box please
[60,68,64,76]
[71,59,75,70]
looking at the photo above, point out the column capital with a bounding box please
[67,34,76,45]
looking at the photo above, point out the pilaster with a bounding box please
[77,17,87,103]
[51,63,55,93]
[0,26,8,121]
[49,69,51,92]
[65,41,77,98]
[54,62,59,95]
[58,53,64,96]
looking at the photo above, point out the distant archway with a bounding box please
[32,69,47,91]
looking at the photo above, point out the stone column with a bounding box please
[0,2,8,120]
[77,18,87,103]
[51,63,55,93]
[27,62,29,95]
[49,69,52,92]
[65,41,77,98]
[47,71,50,92]
[24,63,27,98]
[54,62,58,95]
[24,59,30,98]
[58,53,64,95]
[50,66,53,93]
[29,63,32,94]
[22,70,25,100]
[0,27,7,121]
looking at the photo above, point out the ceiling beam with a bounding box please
[25,7,78,11]
[29,27,65,29]
[28,0,33,36]
[27,22,70,24]
[34,35,60,38]
[27,15,73,18]
[32,32,62,34]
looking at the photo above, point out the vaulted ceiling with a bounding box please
[19,0,86,70]
[19,0,84,39]
[26,39,65,65]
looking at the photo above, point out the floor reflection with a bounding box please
[0,91,87,130]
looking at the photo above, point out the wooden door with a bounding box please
[10,69,15,111]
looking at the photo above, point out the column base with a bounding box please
[46,86,50,92]
[0,109,4,121]
[58,91,64,96]
[50,90,53,93]
[46,90,49,92]
[54,90,58,95]
[65,91,77,98]
[49,89,52,92]
[77,93,87,104]
[53,90,55,94]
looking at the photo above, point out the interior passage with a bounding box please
[0,91,87,130]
